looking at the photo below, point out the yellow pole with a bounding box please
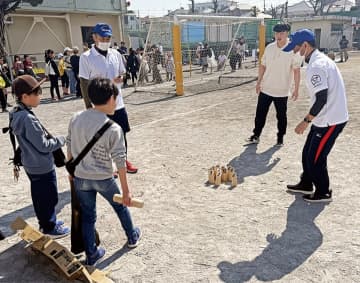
[173,16,184,96]
[189,48,192,78]
[259,19,266,65]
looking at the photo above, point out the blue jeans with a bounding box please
[26,169,58,232]
[66,69,76,94]
[74,177,135,256]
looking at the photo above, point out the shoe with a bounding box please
[303,191,332,203]
[276,137,284,147]
[287,181,313,194]
[85,247,106,266]
[126,160,138,174]
[44,224,70,239]
[127,227,142,248]
[246,135,259,144]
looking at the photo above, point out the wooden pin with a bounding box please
[231,173,238,187]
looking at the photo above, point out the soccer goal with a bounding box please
[133,15,279,98]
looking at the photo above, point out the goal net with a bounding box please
[133,16,279,98]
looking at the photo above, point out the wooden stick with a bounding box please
[113,194,144,208]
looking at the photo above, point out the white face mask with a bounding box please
[97,41,111,51]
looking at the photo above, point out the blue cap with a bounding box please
[92,23,112,37]
[283,29,315,52]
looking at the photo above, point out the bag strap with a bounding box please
[2,106,21,156]
[71,120,114,167]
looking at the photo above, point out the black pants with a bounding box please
[301,122,346,195]
[253,92,288,139]
[49,75,61,99]
[73,71,81,97]
[0,89,7,111]
[130,71,138,84]
[60,72,69,88]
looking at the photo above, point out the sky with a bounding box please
[129,0,299,17]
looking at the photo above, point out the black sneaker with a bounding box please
[276,137,284,147]
[246,135,259,144]
[287,182,313,194]
[303,191,332,203]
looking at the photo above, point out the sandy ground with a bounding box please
[0,53,359,283]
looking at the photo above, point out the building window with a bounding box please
[81,26,95,46]
[331,23,343,34]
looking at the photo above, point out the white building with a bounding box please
[5,0,127,60]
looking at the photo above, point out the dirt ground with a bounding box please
[0,53,359,283]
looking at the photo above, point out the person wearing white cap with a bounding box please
[58,53,70,95]
[79,22,138,174]
[70,46,81,97]
[284,29,349,203]
[64,47,76,94]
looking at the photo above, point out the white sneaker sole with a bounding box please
[287,188,314,195]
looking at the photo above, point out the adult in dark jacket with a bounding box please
[70,46,81,97]
[45,49,61,100]
[126,49,139,85]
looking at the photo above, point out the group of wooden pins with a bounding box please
[208,165,238,187]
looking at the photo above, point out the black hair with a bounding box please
[88,77,119,105]
[307,41,316,48]
[44,49,54,63]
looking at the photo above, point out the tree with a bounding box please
[0,0,43,56]
[189,0,195,13]
[212,0,218,13]
[307,0,336,16]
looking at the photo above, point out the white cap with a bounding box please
[64,47,73,52]
[57,53,64,58]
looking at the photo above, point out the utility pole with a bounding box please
[189,0,195,13]
[264,0,266,12]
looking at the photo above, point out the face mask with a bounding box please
[97,41,111,51]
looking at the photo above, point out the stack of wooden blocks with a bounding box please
[208,165,237,187]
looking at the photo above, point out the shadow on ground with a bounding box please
[228,144,281,185]
[0,190,70,238]
[217,195,326,282]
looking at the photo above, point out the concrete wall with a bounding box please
[5,12,123,67]
[290,17,353,50]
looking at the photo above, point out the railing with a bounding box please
[19,0,124,13]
